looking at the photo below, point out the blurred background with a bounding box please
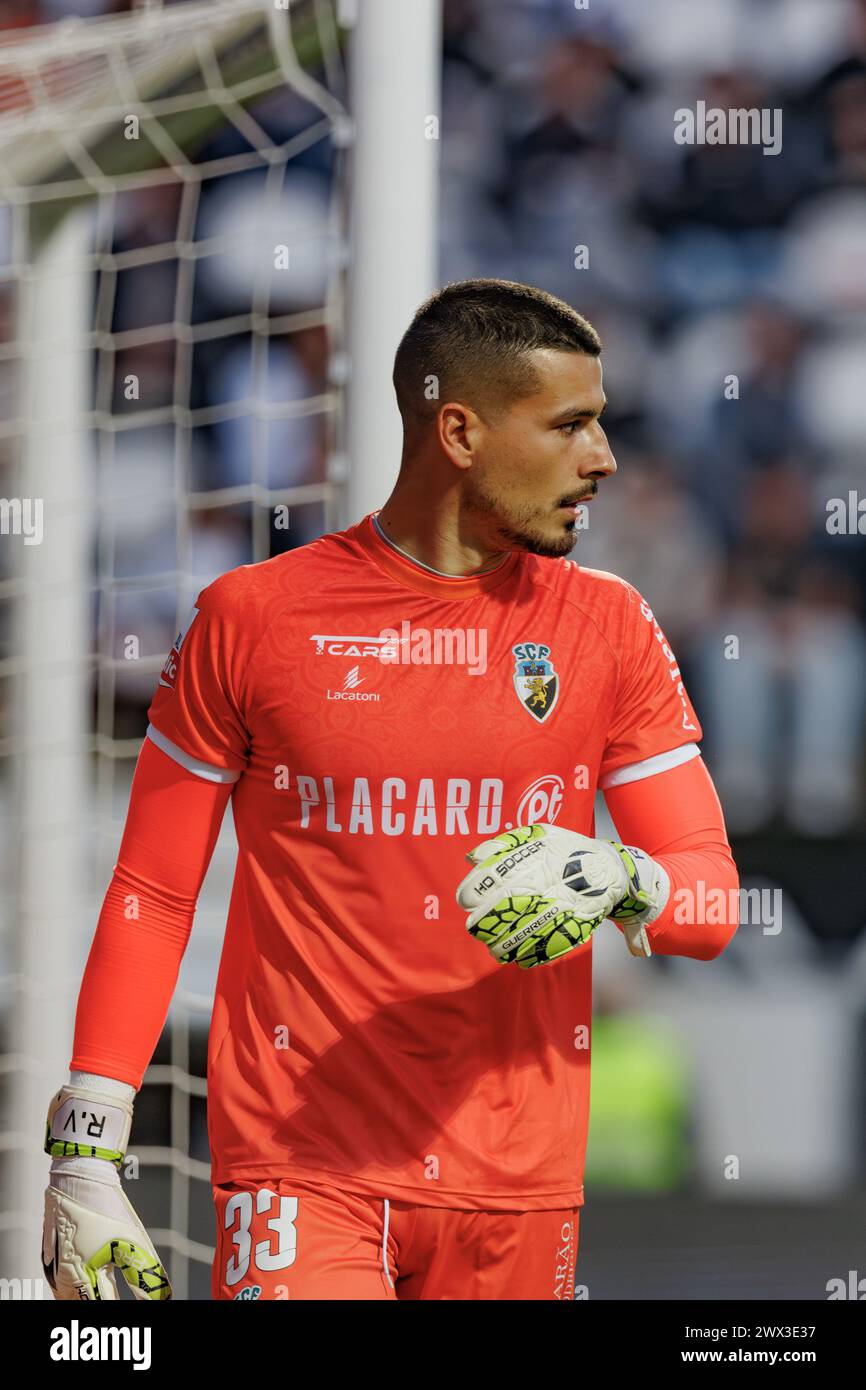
[1,0,865,1299]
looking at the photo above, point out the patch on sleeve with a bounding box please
[158,605,199,691]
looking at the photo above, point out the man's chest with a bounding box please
[238,600,619,837]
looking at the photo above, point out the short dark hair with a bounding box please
[392,278,602,429]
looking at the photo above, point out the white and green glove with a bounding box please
[456,822,669,968]
[42,1074,172,1301]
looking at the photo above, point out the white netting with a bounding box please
[0,0,350,1298]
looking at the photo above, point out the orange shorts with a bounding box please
[212,1174,580,1301]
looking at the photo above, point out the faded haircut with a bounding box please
[392,279,602,430]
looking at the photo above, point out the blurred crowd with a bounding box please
[439,0,866,838]
[3,0,866,837]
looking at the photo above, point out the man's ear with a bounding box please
[438,401,485,470]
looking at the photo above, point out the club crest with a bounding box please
[512,642,559,723]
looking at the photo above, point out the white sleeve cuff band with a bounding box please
[600,742,700,790]
[146,724,242,783]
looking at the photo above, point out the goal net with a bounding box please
[0,0,352,1298]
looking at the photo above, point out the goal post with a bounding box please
[345,0,442,522]
[4,205,94,1294]
[1,0,352,1295]
[0,0,441,1297]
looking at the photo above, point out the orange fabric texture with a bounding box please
[605,756,740,960]
[70,737,230,1088]
[212,1173,579,1301]
[71,512,734,1210]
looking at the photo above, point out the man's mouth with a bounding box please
[559,485,597,509]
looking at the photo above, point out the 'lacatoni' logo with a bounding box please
[326,663,381,703]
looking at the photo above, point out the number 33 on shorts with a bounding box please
[214,1186,299,1299]
[213,1178,399,1300]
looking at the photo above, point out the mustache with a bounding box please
[559,484,598,507]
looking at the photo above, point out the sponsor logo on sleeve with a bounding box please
[158,605,199,691]
[639,600,698,732]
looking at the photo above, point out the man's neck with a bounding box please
[374,495,508,578]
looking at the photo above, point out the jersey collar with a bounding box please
[355,511,521,599]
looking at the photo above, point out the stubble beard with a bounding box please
[465,477,578,560]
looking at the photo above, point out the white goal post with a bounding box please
[0,0,440,1297]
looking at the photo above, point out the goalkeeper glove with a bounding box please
[456,822,669,968]
[42,1077,172,1301]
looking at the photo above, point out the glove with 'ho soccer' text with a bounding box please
[456,822,669,968]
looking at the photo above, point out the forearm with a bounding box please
[70,737,231,1088]
[70,865,198,1087]
[644,843,739,958]
[604,757,740,960]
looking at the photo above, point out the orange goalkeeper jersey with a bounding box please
[146,512,702,1209]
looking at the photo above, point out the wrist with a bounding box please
[607,841,670,927]
[69,1070,137,1103]
[50,1154,121,1183]
[45,1079,134,1167]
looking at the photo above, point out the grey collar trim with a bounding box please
[370,511,505,579]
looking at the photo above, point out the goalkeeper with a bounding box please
[42,278,739,1301]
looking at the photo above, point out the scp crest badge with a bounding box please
[512,642,559,724]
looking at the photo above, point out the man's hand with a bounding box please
[455,823,669,968]
[43,1082,171,1301]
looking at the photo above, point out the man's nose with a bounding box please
[581,425,617,479]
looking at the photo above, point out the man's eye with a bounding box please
[559,420,583,435]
